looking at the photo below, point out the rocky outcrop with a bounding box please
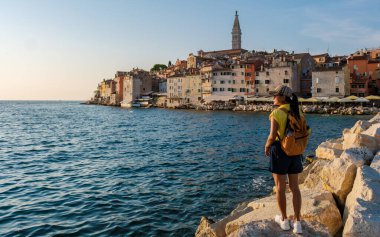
[195,113,380,237]
[231,219,330,237]
[315,139,344,160]
[225,189,341,236]
[343,166,380,236]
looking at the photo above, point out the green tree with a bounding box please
[150,64,167,72]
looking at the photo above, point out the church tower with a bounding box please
[231,11,242,50]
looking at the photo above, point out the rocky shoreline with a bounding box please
[195,113,380,237]
[195,103,379,115]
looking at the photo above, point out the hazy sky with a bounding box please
[1,0,379,100]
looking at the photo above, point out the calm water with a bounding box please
[0,101,371,236]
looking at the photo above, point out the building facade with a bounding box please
[311,66,349,98]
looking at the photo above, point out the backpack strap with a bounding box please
[276,107,290,141]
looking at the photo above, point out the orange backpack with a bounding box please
[278,108,309,156]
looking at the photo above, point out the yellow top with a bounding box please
[269,104,290,140]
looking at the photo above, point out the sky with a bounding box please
[0,0,379,100]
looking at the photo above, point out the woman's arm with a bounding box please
[265,117,279,156]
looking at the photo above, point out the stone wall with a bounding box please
[195,113,380,237]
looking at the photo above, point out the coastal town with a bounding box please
[89,12,380,114]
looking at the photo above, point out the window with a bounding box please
[246,65,251,68]
[266,71,270,76]
[213,88,218,92]
[359,84,365,88]
[240,88,246,92]
[317,88,321,93]
[265,80,270,84]
[256,72,259,76]
[245,73,251,77]
[232,80,236,84]
[231,88,237,92]
[359,93,364,97]
[241,80,244,84]
[255,80,260,84]
[283,79,289,83]
[213,81,217,84]
[220,80,225,84]
[267,88,270,92]
[231,66,234,69]
[336,88,339,93]
[336,71,339,74]
[285,70,288,75]
[255,88,259,93]
[228,80,231,84]
[240,65,243,68]
[232,73,236,76]
[351,85,357,88]
[228,88,232,91]
[220,88,225,91]
[241,72,244,76]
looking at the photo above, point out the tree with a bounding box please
[168,60,172,67]
[150,64,167,72]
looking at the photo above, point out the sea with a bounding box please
[0,101,372,237]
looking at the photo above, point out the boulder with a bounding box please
[301,159,329,190]
[370,151,380,172]
[195,216,218,237]
[342,132,379,154]
[320,158,357,209]
[225,189,342,236]
[343,166,380,237]
[361,123,380,139]
[368,112,380,124]
[350,120,371,134]
[315,140,344,160]
[229,219,330,237]
[340,147,374,167]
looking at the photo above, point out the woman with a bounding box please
[265,85,303,234]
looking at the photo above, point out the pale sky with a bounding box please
[1,0,379,100]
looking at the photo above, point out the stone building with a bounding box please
[311,66,349,98]
[122,69,152,104]
[114,71,128,104]
[186,71,202,105]
[166,74,186,107]
[293,53,315,97]
[254,59,298,96]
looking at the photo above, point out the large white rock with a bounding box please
[229,219,330,237]
[301,159,329,190]
[342,132,379,154]
[340,147,374,167]
[350,120,371,134]
[343,166,380,236]
[368,112,380,124]
[315,140,344,160]
[225,189,342,236]
[361,123,380,139]
[370,151,380,172]
[320,158,357,209]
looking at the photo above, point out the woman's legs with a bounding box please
[273,173,287,220]
[288,173,301,221]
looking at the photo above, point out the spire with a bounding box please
[232,11,242,50]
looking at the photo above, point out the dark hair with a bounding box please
[285,93,300,120]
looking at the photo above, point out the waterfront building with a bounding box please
[200,64,214,101]
[186,70,202,105]
[254,56,298,96]
[166,74,186,107]
[348,53,380,96]
[311,65,349,98]
[158,78,167,93]
[114,71,128,104]
[208,60,255,101]
[312,53,330,67]
[292,53,315,97]
[122,69,152,104]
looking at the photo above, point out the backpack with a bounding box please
[278,108,310,156]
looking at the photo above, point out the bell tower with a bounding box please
[231,11,242,49]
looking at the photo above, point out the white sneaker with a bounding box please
[274,215,290,230]
[293,221,303,234]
